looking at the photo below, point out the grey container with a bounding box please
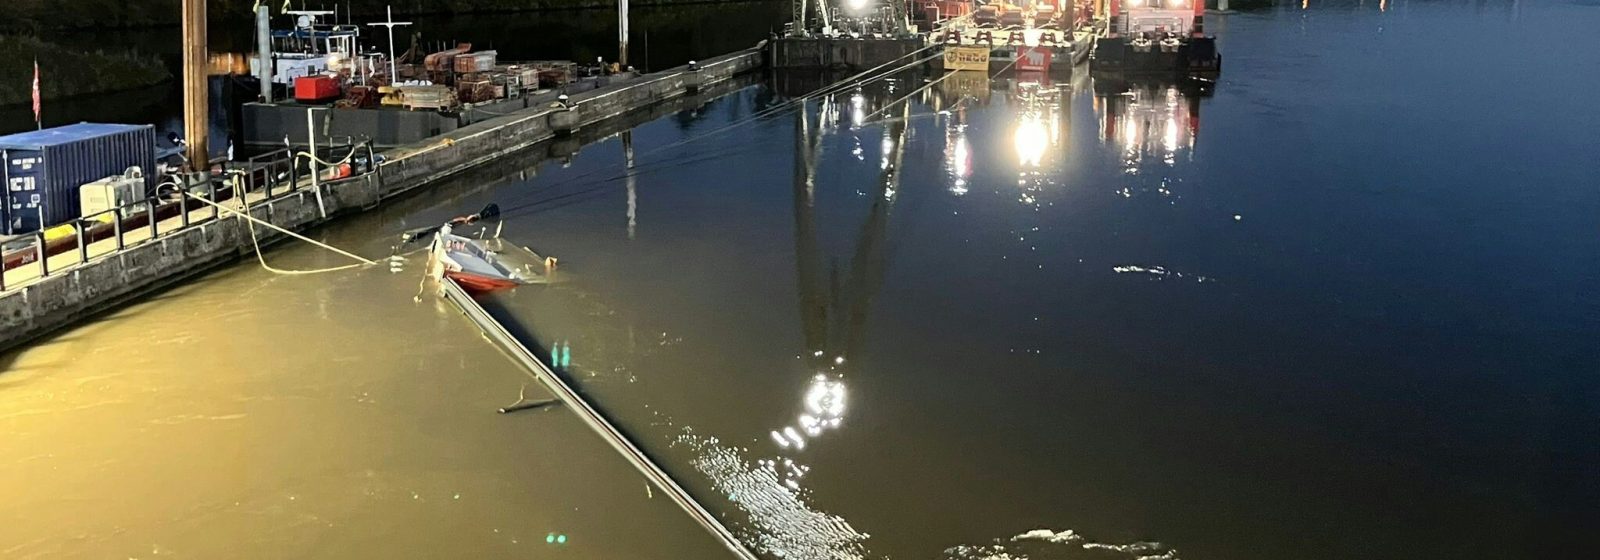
[0,123,157,235]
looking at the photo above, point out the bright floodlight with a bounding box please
[848,0,868,11]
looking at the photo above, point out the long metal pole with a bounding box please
[618,0,629,68]
[367,6,411,82]
[623,131,636,239]
[257,5,273,103]
[182,0,209,170]
[305,109,326,217]
[439,279,759,560]
[386,6,399,80]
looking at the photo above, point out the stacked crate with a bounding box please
[528,61,577,89]
[399,85,458,111]
[453,51,498,74]
[493,65,542,96]
[456,78,504,104]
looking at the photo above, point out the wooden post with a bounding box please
[182,0,209,170]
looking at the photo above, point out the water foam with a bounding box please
[943,528,1179,560]
[1112,265,1215,283]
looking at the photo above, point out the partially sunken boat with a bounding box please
[425,219,554,295]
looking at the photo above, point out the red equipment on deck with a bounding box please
[294,75,341,103]
[1017,47,1054,72]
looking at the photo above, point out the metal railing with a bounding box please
[1,139,375,294]
[238,136,372,198]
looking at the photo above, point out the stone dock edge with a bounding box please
[0,46,764,355]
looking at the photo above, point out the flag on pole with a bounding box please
[32,59,41,129]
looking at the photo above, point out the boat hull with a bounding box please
[1091,36,1221,77]
[445,270,521,295]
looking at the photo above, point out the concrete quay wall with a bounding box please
[0,47,762,354]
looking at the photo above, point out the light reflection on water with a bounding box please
[494,69,1214,559]
[6,3,1600,559]
[1098,79,1206,177]
[671,427,871,560]
[484,4,1600,558]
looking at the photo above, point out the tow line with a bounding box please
[439,277,760,560]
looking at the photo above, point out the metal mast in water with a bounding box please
[439,282,761,560]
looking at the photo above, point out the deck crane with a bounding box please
[792,0,911,36]
[791,0,836,36]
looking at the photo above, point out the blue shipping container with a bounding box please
[0,123,157,235]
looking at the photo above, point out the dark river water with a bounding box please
[4,1,1600,559]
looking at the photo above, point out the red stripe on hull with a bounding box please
[446,271,520,295]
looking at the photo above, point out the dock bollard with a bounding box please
[685,60,701,94]
[548,95,580,135]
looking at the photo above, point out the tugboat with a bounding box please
[1091,0,1220,76]
[251,10,385,94]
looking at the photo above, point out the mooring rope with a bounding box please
[296,146,360,168]
[187,193,377,275]
[242,217,369,276]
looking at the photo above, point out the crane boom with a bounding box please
[792,0,834,35]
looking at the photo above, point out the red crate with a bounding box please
[294,75,341,102]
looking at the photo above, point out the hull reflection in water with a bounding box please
[1095,76,1213,176]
